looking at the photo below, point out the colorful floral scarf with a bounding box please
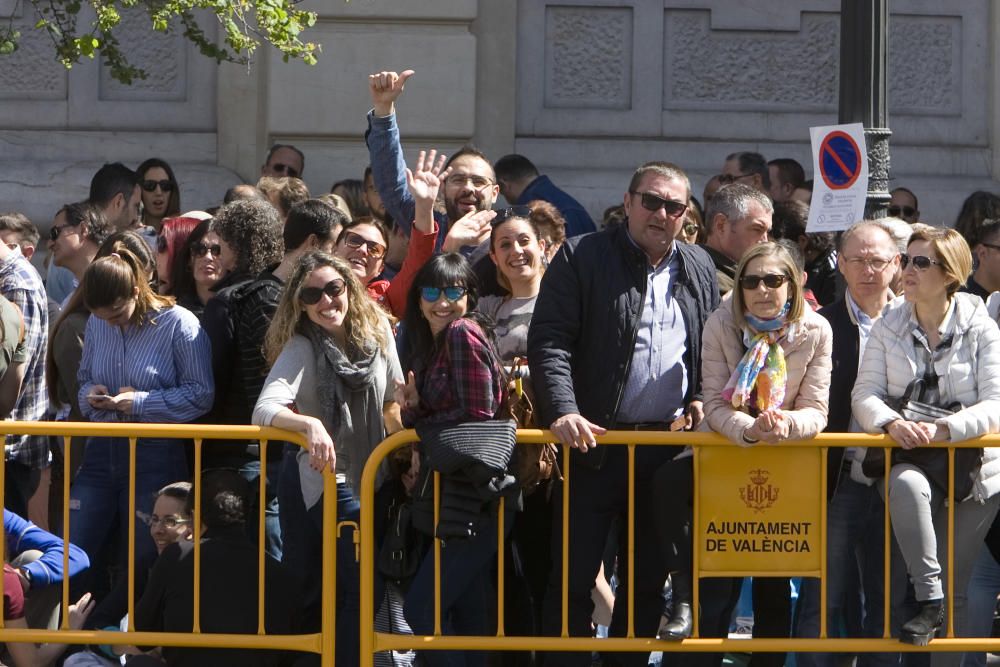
[722,303,790,412]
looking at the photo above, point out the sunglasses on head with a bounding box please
[191,242,222,258]
[900,254,941,270]
[492,205,533,224]
[420,286,468,303]
[271,163,300,179]
[342,231,386,259]
[141,179,174,193]
[156,235,168,254]
[300,278,346,305]
[888,205,916,219]
[739,273,789,290]
[630,191,688,218]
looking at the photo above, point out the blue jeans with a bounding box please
[795,475,897,667]
[235,458,282,560]
[69,437,188,576]
[404,504,514,667]
[960,546,1000,667]
[278,446,381,667]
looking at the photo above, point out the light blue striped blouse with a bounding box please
[76,305,214,423]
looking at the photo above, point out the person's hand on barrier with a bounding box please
[394,371,420,410]
[685,400,704,431]
[68,592,96,630]
[886,418,931,450]
[304,416,336,472]
[550,413,606,453]
[369,69,415,117]
[748,410,789,444]
[441,209,495,253]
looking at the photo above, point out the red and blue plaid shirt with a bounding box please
[403,318,505,427]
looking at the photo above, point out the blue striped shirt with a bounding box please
[77,305,213,423]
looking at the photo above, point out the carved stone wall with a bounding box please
[515,0,995,227]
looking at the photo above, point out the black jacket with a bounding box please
[818,297,858,496]
[527,225,719,468]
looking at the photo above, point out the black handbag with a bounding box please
[377,491,429,589]
[862,347,983,499]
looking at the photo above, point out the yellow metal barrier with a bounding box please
[0,421,337,666]
[359,430,1000,665]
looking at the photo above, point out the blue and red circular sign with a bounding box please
[818,131,862,190]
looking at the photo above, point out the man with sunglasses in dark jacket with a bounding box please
[528,161,719,667]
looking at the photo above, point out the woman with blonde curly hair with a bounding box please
[253,251,402,666]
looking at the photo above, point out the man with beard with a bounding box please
[365,69,499,250]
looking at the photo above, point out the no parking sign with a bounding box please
[806,123,868,233]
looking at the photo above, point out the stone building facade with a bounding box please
[0,0,994,229]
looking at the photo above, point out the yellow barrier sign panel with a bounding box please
[697,446,823,574]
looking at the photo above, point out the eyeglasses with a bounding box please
[156,235,168,254]
[445,173,495,190]
[300,278,346,305]
[842,256,895,272]
[191,242,222,258]
[271,163,300,178]
[682,222,700,237]
[739,273,789,290]
[887,205,916,219]
[341,231,386,259]
[147,514,190,529]
[981,242,1000,252]
[900,254,942,270]
[629,191,688,218]
[420,286,468,303]
[718,172,755,185]
[49,221,80,241]
[493,206,532,223]
[141,179,174,193]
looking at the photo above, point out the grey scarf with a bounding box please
[298,321,386,507]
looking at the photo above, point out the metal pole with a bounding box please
[839,0,891,218]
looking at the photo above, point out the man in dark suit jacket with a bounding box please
[794,221,901,667]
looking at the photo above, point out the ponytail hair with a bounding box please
[80,240,174,326]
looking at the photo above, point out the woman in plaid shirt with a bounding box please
[396,253,512,667]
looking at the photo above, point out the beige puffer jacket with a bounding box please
[701,301,833,445]
[851,293,1000,501]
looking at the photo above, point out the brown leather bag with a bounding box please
[509,358,561,494]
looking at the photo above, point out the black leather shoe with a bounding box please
[900,600,944,646]
[656,602,692,640]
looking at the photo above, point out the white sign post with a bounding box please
[806,122,869,233]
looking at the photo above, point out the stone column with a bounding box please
[838,0,891,219]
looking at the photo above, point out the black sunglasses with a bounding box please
[191,242,222,258]
[300,278,346,305]
[900,254,941,270]
[718,172,754,185]
[49,222,79,241]
[272,163,300,179]
[493,206,533,224]
[141,179,174,193]
[888,205,916,219]
[156,235,168,254]
[341,231,386,259]
[739,273,789,290]
[630,191,688,218]
[420,286,468,303]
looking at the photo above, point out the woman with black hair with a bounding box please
[135,158,181,234]
[396,253,516,667]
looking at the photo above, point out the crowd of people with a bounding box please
[2,67,1000,667]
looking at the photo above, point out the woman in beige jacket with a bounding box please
[654,242,831,667]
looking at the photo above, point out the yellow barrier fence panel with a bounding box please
[0,422,329,661]
[358,430,1000,665]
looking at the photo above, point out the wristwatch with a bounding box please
[741,427,759,444]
